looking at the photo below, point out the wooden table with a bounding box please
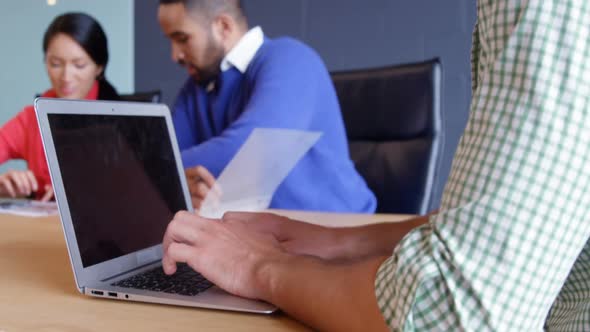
[0,211,411,332]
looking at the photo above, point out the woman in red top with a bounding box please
[0,12,120,201]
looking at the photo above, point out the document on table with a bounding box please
[198,128,321,219]
[0,199,58,217]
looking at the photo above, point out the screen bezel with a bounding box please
[34,98,193,291]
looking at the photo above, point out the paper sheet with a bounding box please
[199,128,321,218]
[0,199,58,217]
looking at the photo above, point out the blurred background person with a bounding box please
[159,0,376,213]
[0,12,120,201]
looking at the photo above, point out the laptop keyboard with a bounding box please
[111,263,213,296]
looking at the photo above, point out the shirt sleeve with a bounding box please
[545,238,590,329]
[0,107,30,163]
[375,1,590,330]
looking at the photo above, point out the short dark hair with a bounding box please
[159,0,247,26]
[43,12,119,100]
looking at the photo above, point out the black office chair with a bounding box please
[119,90,161,103]
[331,58,443,214]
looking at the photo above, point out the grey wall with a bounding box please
[134,0,476,210]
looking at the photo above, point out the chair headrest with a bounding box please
[331,59,441,141]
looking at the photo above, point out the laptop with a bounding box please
[34,98,276,314]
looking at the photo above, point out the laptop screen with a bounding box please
[48,114,187,268]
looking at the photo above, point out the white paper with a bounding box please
[199,128,321,218]
[0,199,58,217]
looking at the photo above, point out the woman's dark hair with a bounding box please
[43,12,120,100]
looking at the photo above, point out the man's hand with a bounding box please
[185,166,221,209]
[0,170,38,198]
[161,211,391,332]
[162,211,288,300]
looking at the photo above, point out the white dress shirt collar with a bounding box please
[220,26,264,73]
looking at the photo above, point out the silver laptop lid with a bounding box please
[35,98,193,291]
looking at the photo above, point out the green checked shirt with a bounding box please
[375,0,590,330]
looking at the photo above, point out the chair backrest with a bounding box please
[331,58,443,214]
[119,90,161,103]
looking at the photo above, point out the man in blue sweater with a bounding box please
[158,0,376,213]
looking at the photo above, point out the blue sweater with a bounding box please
[172,37,376,213]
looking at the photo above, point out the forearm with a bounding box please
[261,254,390,332]
[326,214,430,261]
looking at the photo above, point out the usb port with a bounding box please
[91,290,104,296]
[108,292,117,298]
